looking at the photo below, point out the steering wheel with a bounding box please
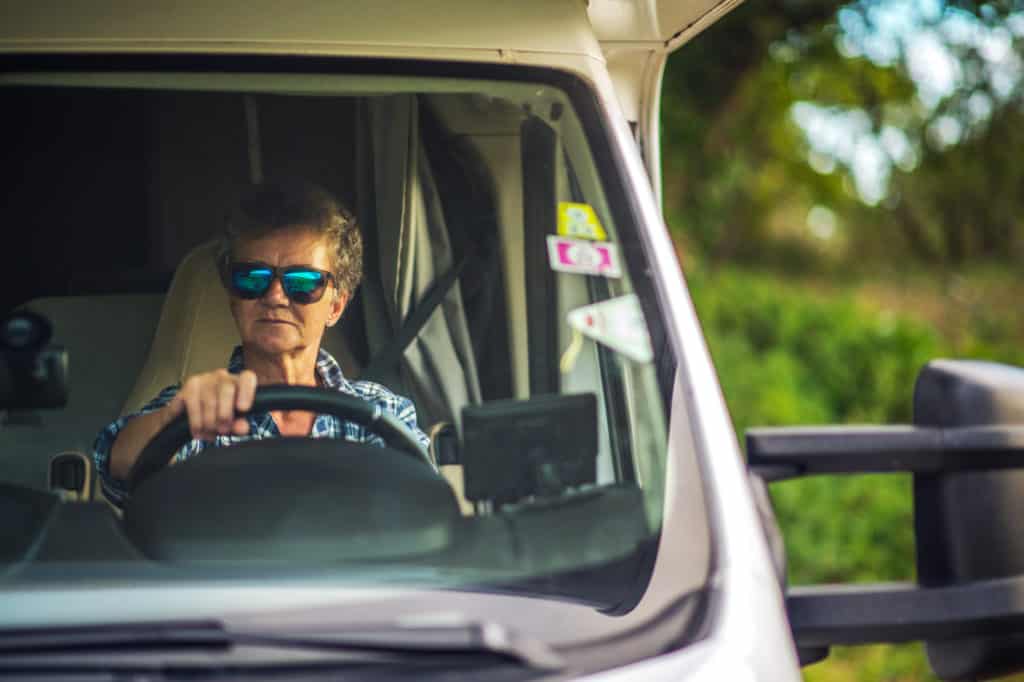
[126,385,432,492]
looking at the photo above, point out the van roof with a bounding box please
[0,0,740,63]
[0,0,603,63]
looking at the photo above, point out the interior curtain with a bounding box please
[356,95,482,429]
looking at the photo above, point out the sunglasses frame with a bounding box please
[220,260,337,304]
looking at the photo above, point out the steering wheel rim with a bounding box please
[126,385,431,492]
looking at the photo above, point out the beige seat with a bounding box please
[0,294,163,492]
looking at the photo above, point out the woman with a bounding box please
[93,180,429,507]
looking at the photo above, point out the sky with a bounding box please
[791,0,1023,207]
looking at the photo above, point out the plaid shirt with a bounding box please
[93,346,430,507]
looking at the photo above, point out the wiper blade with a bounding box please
[261,619,565,670]
[0,620,229,652]
[0,618,564,672]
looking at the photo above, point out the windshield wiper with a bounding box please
[0,618,565,674]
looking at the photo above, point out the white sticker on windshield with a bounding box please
[566,294,654,364]
[546,235,621,278]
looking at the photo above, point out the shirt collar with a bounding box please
[227,345,346,389]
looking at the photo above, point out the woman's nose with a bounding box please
[263,276,290,304]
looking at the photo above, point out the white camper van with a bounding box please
[2,3,1023,681]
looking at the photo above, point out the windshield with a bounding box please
[0,63,705,673]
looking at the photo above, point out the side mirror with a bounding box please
[747,359,1024,681]
[0,310,69,410]
[915,360,1024,680]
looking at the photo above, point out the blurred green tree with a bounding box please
[665,5,1024,679]
[662,0,1024,270]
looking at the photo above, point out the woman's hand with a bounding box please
[164,369,259,441]
[109,369,258,480]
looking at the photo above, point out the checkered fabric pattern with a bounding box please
[93,346,430,507]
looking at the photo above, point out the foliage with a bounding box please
[687,267,936,585]
[662,0,1024,270]
[686,266,1024,680]
[883,97,1024,264]
[662,1,1024,677]
[688,267,940,431]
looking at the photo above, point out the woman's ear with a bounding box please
[327,291,348,328]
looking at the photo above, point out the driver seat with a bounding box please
[101,239,358,504]
[111,239,473,514]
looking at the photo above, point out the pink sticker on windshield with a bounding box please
[546,236,622,278]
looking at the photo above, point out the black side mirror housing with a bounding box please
[748,359,1024,679]
[914,360,1024,680]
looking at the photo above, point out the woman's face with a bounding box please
[229,226,346,357]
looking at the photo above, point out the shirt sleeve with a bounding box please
[92,384,181,508]
[391,393,432,454]
[346,380,433,463]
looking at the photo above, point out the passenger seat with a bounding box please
[0,294,163,491]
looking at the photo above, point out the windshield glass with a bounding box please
[0,66,701,660]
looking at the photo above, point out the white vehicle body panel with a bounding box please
[587,0,743,202]
[0,1,800,679]
[0,0,603,59]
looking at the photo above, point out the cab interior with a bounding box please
[0,76,665,608]
[1,85,524,498]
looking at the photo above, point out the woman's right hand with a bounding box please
[109,369,258,480]
[163,369,259,441]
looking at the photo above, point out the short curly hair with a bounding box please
[218,179,363,298]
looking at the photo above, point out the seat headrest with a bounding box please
[121,241,239,415]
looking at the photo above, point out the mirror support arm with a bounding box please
[789,576,1024,648]
[747,425,1024,482]
[749,423,1024,665]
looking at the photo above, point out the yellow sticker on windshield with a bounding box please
[557,202,607,241]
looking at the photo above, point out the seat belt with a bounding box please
[359,252,470,384]
[521,115,559,396]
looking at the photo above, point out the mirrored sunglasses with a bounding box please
[223,261,336,304]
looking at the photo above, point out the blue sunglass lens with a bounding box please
[232,268,273,296]
[282,270,325,295]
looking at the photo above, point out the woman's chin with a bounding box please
[246,328,306,356]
